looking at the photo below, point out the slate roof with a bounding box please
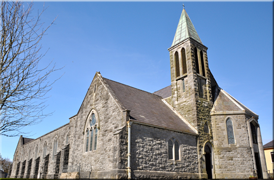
[263,140,274,149]
[103,78,197,135]
[172,8,202,46]
[222,90,258,117]
[153,85,171,99]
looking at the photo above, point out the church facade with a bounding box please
[10,8,268,179]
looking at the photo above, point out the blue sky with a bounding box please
[1,2,272,160]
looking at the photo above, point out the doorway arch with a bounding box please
[204,143,213,179]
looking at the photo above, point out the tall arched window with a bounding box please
[181,48,187,74]
[85,112,99,152]
[94,127,98,150]
[250,122,258,144]
[204,122,209,133]
[175,51,180,78]
[175,141,179,160]
[86,130,89,152]
[226,118,235,144]
[194,48,199,74]
[200,51,205,76]
[168,140,173,159]
[90,129,93,151]
[168,138,180,160]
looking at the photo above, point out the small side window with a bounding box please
[168,140,173,160]
[226,118,235,144]
[204,122,209,133]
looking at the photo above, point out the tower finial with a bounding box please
[183,3,185,9]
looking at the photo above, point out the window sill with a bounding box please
[176,74,187,81]
[197,73,206,79]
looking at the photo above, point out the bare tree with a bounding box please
[0,153,12,174]
[0,1,58,137]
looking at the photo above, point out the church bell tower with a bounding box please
[168,7,214,177]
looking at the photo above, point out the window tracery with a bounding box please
[84,111,99,152]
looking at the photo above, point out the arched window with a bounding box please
[175,141,179,160]
[200,50,205,76]
[90,129,93,151]
[204,122,209,133]
[194,47,199,74]
[91,113,96,126]
[85,112,99,152]
[181,48,187,74]
[226,118,235,144]
[175,51,180,78]
[168,140,173,159]
[168,138,180,160]
[250,122,258,144]
[86,130,89,152]
[94,127,98,150]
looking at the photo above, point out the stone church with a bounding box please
[10,8,268,179]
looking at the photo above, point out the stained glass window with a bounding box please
[168,140,173,159]
[226,118,235,144]
[175,141,179,160]
[91,113,96,126]
[94,127,98,150]
[90,129,93,151]
[86,130,89,152]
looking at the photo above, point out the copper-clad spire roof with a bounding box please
[171,8,202,46]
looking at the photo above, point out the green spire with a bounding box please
[171,8,202,46]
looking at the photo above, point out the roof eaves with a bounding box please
[129,119,198,136]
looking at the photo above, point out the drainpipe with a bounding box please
[127,120,132,179]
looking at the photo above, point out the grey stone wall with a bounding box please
[131,123,199,179]
[211,114,254,178]
[10,74,127,179]
[10,123,70,179]
[65,74,127,179]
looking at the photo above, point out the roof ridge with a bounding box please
[23,123,70,145]
[103,77,161,98]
